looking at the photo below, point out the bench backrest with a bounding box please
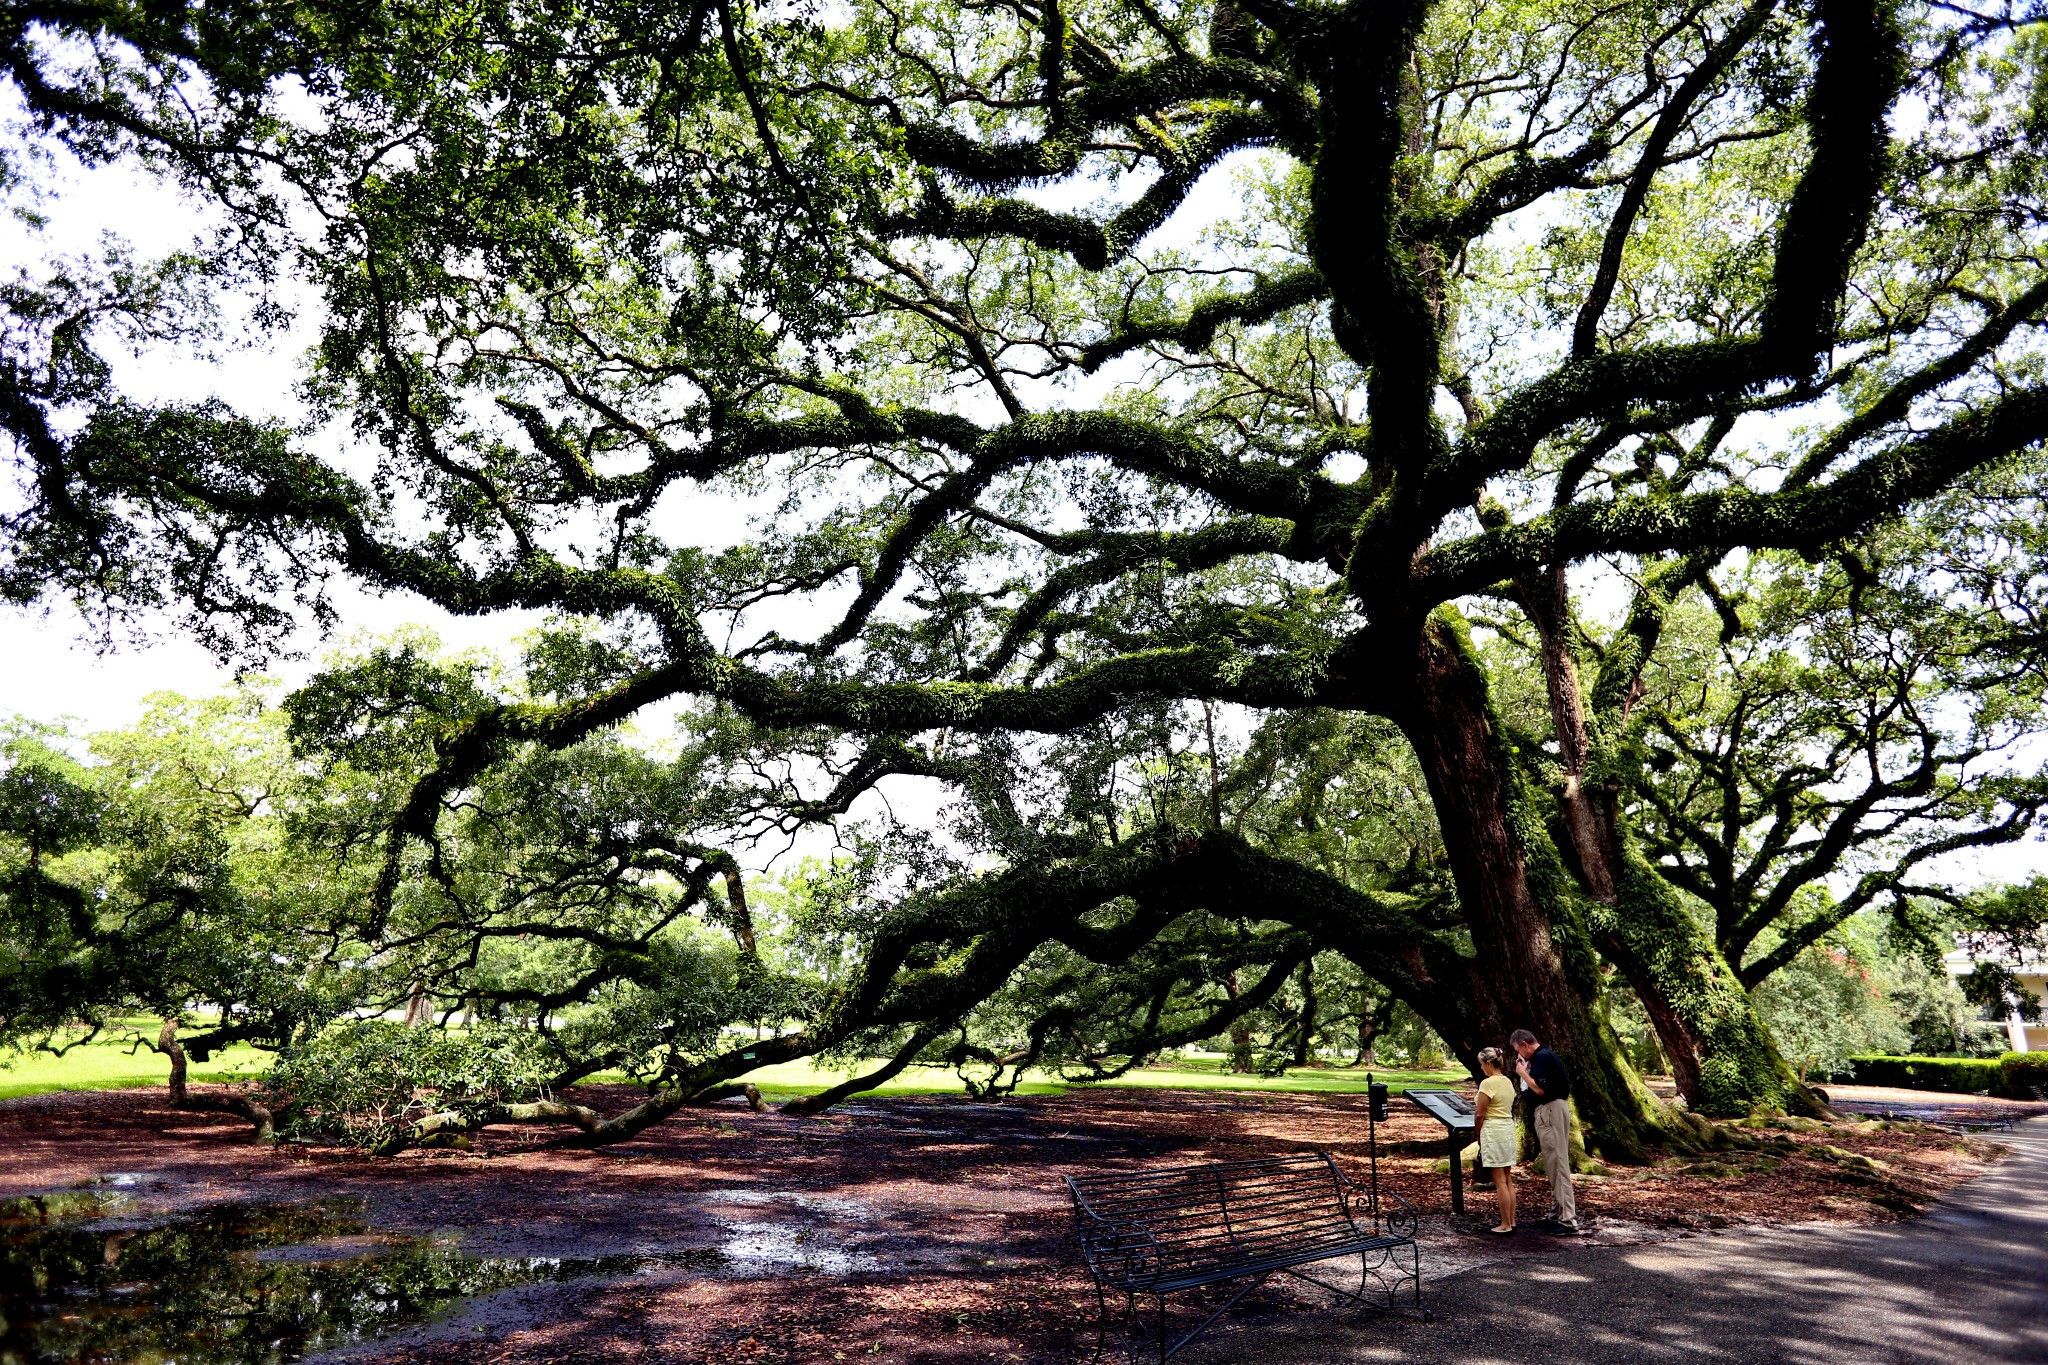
[1066,1152,1367,1287]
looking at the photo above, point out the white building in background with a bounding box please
[1945,946,2048,1053]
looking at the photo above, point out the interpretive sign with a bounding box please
[1406,1088,1475,1131]
[1406,1088,1480,1215]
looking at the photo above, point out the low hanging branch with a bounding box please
[156,1019,283,1145]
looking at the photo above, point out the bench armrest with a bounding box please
[1074,1215,1165,1287]
[1333,1164,1419,1241]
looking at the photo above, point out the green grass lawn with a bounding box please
[592,1054,1467,1102]
[1088,1058,1466,1096]
[0,1024,269,1102]
[2,1027,1463,1105]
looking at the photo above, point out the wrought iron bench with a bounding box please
[1066,1151,1425,1362]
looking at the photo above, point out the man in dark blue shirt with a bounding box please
[1510,1028,1578,1234]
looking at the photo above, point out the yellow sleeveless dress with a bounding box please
[1477,1073,1518,1168]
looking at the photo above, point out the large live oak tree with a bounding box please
[4,0,2047,1153]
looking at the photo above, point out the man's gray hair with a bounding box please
[1508,1028,1538,1047]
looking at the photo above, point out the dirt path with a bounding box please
[0,1082,2034,1363]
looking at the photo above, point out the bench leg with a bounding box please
[1278,1260,1380,1310]
[1084,1284,1151,1365]
[1280,1246,1430,1322]
[1285,1250,1406,1312]
[1410,1237,1433,1321]
[1085,1279,1111,1363]
[1158,1273,1272,1362]
[1107,1289,1166,1365]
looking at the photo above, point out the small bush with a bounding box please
[264,1019,554,1148]
[1994,1052,2048,1100]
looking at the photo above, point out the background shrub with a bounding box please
[1827,1053,2048,1097]
[1995,1052,2048,1100]
[264,1019,554,1148]
[1831,1055,2001,1093]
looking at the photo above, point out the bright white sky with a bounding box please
[0,152,781,734]
[0,136,1254,733]
[0,166,384,729]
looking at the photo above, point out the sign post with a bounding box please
[1366,1075,1389,1217]
[1405,1088,1478,1215]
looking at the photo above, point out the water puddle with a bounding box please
[0,1191,708,1364]
[1831,1100,2022,1132]
[703,1192,883,1275]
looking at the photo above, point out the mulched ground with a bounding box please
[1,1079,2037,1363]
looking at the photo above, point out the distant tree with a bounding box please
[1751,942,1910,1081]
[0,725,123,1044]
[0,691,362,1134]
[1,693,332,1049]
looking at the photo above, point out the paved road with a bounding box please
[1186,1116,2048,1364]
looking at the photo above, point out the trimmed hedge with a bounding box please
[2001,1052,2048,1100]
[1833,1053,2048,1100]
[1836,1055,1998,1094]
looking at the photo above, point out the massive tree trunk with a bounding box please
[1394,613,1672,1159]
[1600,857,1825,1117]
[1520,566,1820,1119]
[1355,989,1392,1066]
[1224,971,1255,1073]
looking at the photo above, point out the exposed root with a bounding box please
[174,1090,281,1144]
[1789,1083,1838,1120]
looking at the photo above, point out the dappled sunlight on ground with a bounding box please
[0,1082,2033,1363]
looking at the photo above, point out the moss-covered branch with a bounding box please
[1081,267,1328,371]
[1416,388,2048,603]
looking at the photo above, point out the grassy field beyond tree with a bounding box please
[1,1029,1460,1105]
[0,1032,268,1101]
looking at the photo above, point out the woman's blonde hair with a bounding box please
[1476,1046,1505,1071]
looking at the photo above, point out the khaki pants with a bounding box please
[1532,1098,1577,1226]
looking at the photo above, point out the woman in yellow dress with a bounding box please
[1474,1047,1518,1234]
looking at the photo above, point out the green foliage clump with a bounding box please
[1994,1052,2048,1100]
[265,1021,554,1149]
[1751,943,1909,1080]
[556,932,810,1080]
[2,696,364,1057]
[1832,1054,2000,1094]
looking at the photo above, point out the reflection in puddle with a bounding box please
[0,1193,704,1364]
[705,1192,882,1276]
